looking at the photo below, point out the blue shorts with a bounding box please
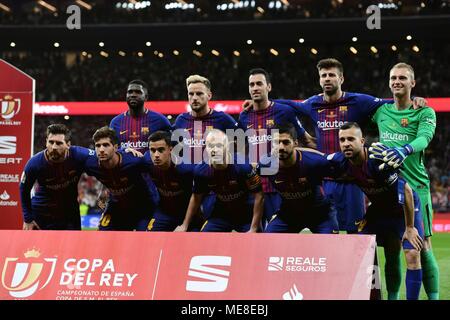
[263,192,282,223]
[34,212,81,230]
[147,208,184,231]
[35,218,81,230]
[264,206,339,234]
[323,181,365,233]
[98,211,151,231]
[358,206,424,250]
[200,193,216,219]
[201,217,251,232]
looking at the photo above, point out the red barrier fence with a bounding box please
[0,231,376,300]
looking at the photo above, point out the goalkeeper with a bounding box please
[370,63,438,300]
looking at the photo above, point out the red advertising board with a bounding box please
[0,231,376,300]
[0,59,35,230]
[34,98,450,116]
[433,213,450,233]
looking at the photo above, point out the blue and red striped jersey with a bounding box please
[238,102,306,193]
[83,151,154,219]
[277,92,386,154]
[143,152,195,219]
[173,109,238,164]
[193,157,262,219]
[19,146,93,223]
[110,108,171,153]
[258,149,332,216]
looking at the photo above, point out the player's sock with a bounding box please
[421,249,440,300]
[406,269,422,300]
[384,251,401,300]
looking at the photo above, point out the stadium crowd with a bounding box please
[3,42,450,102]
[0,0,448,25]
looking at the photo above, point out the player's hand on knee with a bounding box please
[402,226,423,251]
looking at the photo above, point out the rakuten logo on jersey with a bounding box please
[247,134,272,145]
[380,131,409,142]
[317,120,345,131]
[183,137,205,147]
[120,141,148,150]
[186,256,231,292]
[268,256,327,273]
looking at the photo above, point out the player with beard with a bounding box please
[109,79,171,209]
[270,59,426,234]
[328,122,424,300]
[238,68,316,225]
[19,124,93,230]
[173,75,238,223]
[257,123,338,233]
[110,79,171,153]
[83,127,154,231]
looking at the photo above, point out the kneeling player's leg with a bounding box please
[264,214,292,233]
[147,210,181,231]
[98,212,114,231]
[201,217,233,232]
[263,192,282,227]
[309,208,339,234]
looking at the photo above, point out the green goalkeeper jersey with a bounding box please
[372,103,436,190]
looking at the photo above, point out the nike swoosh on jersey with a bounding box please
[274,180,284,184]
[247,124,254,128]
[120,130,128,135]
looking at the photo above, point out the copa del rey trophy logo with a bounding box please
[1,248,57,298]
[0,95,21,120]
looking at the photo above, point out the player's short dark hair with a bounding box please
[149,131,172,147]
[128,79,149,97]
[92,126,119,145]
[249,68,271,84]
[46,124,71,142]
[339,122,361,131]
[274,123,297,141]
[317,58,344,76]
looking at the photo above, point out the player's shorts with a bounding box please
[200,192,216,219]
[200,203,254,232]
[358,203,424,250]
[200,217,251,232]
[264,206,339,234]
[146,208,183,231]
[98,212,151,231]
[323,180,365,233]
[414,186,433,237]
[263,192,282,224]
[34,212,81,230]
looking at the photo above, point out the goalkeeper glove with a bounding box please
[368,142,392,171]
[368,142,390,162]
[381,144,414,169]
